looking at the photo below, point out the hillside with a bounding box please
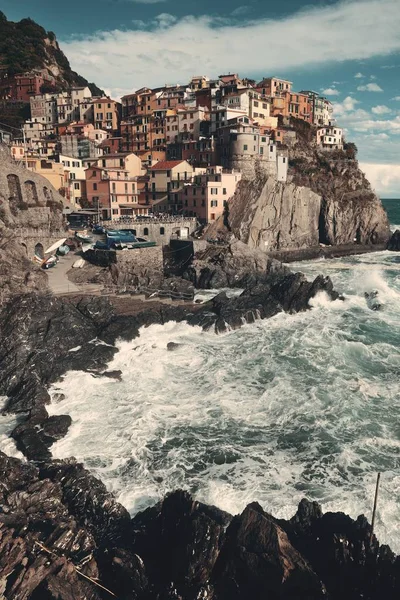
[0,11,103,96]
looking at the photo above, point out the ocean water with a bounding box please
[383,198,400,231]
[48,218,400,553]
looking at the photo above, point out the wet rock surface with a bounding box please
[387,229,400,251]
[0,456,399,600]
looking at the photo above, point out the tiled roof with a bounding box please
[150,160,185,170]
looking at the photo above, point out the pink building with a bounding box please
[85,153,145,218]
[159,166,241,223]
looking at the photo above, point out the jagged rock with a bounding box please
[213,502,326,599]
[387,229,400,251]
[184,237,288,289]
[0,454,399,599]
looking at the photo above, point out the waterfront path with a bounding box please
[46,252,101,296]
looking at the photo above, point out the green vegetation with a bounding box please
[0,11,104,95]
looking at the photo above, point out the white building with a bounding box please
[59,154,93,207]
[317,125,343,150]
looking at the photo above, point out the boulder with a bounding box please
[387,229,400,251]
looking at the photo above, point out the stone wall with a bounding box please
[0,145,66,256]
[113,219,198,245]
[0,145,68,303]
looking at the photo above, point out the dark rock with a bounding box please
[213,502,326,599]
[100,370,123,381]
[167,342,182,351]
[387,229,400,251]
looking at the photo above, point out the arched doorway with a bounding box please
[34,243,44,259]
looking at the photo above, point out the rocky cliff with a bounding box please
[0,145,66,303]
[213,120,390,253]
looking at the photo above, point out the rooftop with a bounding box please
[150,160,185,170]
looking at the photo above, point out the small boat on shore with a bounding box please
[75,232,93,243]
[42,255,58,269]
[57,245,70,256]
[44,238,67,254]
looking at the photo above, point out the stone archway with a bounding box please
[7,174,25,212]
[24,180,39,205]
[34,243,44,259]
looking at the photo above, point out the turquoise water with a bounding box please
[382,198,400,230]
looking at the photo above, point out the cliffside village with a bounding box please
[0,71,343,225]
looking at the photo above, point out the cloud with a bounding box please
[370,74,376,79]
[357,83,384,91]
[371,105,391,114]
[322,87,340,96]
[393,96,400,101]
[333,95,361,116]
[231,5,251,17]
[354,72,364,78]
[61,0,400,96]
[360,163,400,196]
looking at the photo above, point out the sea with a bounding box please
[1,199,400,550]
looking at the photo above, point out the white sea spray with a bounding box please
[48,251,400,552]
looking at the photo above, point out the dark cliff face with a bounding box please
[218,122,390,252]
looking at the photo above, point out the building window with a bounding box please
[92,170,96,176]
[243,145,248,151]
[211,213,216,220]
[283,157,286,163]
[112,209,118,215]
[160,227,165,235]
[93,183,97,190]
[74,182,80,190]
[144,228,149,236]
[223,188,227,195]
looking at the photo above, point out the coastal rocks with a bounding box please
[184,237,288,289]
[1,457,399,600]
[208,272,340,333]
[218,176,322,251]
[387,229,400,250]
[212,502,326,599]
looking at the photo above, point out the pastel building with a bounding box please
[149,160,194,204]
[316,125,343,150]
[85,153,145,218]
[169,166,242,222]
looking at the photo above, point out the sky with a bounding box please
[2,0,400,197]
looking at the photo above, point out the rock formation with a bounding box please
[0,145,66,302]
[387,229,400,251]
[208,120,391,254]
[0,455,399,599]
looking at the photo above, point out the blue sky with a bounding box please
[3,0,400,196]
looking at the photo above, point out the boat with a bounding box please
[42,255,58,269]
[75,232,94,243]
[44,238,67,254]
[57,245,70,256]
[92,224,105,234]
